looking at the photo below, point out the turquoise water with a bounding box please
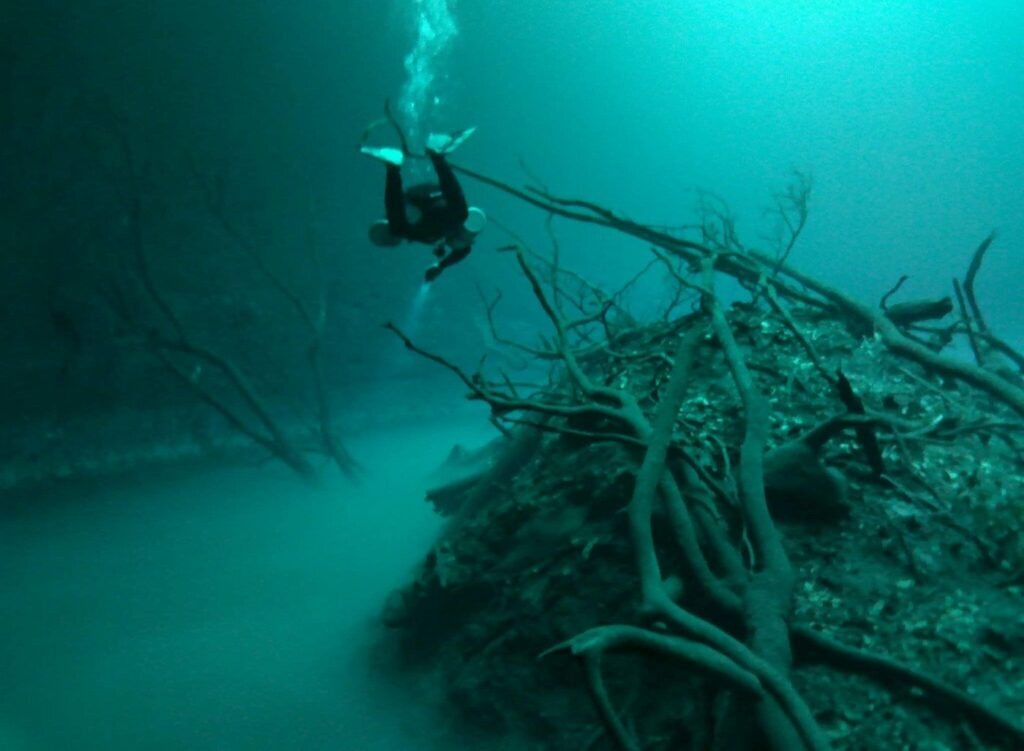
[3,2,1024,748]
[0,420,494,751]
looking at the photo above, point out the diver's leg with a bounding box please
[384,165,412,235]
[427,152,469,222]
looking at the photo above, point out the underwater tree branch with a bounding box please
[977,331,1024,373]
[579,649,640,751]
[542,624,765,696]
[189,164,361,479]
[757,253,1024,417]
[456,163,1024,415]
[391,242,826,748]
[766,170,812,276]
[107,138,316,478]
[392,161,1022,749]
[953,278,986,367]
[761,284,835,386]
[792,626,1024,746]
[702,259,786,573]
[700,257,810,751]
[454,163,834,311]
[383,320,624,425]
[962,230,997,335]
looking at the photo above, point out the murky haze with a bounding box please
[0,419,494,750]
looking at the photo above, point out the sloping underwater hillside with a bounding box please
[378,178,1024,751]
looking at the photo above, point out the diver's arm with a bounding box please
[424,243,472,283]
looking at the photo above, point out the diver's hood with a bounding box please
[369,219,402,247]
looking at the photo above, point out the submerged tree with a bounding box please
[79,105,361,481]
[381,163,1024,750]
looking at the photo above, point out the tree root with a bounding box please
[793,626,1024,746]
[387,166,1022,749]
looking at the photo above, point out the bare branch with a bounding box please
[963,230,997,334]
[794,626,1024,746]
[953,278,986,367]
[880,274,910,310]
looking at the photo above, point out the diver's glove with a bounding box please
[424,264,443,283]
[359,145,404,167]
[425,127,477,156]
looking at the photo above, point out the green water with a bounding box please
[0,420,493,750]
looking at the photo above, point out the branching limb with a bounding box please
[460,162,833,313]
[628,321,737,614]
[978,331,1024,373]
[702,258,786,573]
[411,162,1019,749]
[108,138,317,477]
[953,278,986,368]
[963,231,997,335]
[542,623,763,751]
[151,335,315,476]
[884,297,954,327]
[189,163,361,478]
[580,650,639,751]
[762,284,835,386]
[384,321,624,425]
[880,275,910,311]
[542,624,764,695]
[701,257,819,750]
[833,370,886,477]
[793,626,1024,747]
[764,170,812,275]
[457,163,1024,414]
[392,241,825,748]
[754,251,1024,417]
[476,285,558,360]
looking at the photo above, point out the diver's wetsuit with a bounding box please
[385,151,469,242]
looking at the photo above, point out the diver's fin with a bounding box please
[359,145,405,167]
[426,126,477,155]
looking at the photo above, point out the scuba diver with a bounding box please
[361,128,486,283]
